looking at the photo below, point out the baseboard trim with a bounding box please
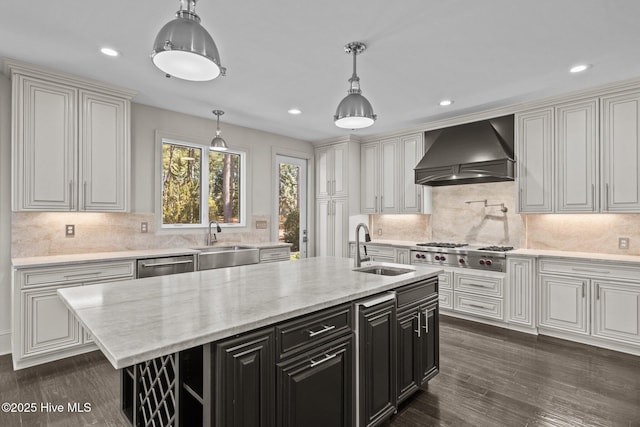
[0,329,11,355]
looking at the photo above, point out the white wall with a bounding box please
[0,75,11,353]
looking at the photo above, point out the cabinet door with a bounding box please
[360,142,379,214]
[601,90,640,212]
[79,91,129,212]
[276,335,353,427]
[13,75,77,211]
[516,108,554,213]
[419,303,439,384]
[316,199,331,257]
[379,139,399,214]
[332,143,349,198]
[21,286,82,357]
[592,280,640,345]
[358,300,396,427]
[396,309,419,404]
[507,257,535,327]
[332,199,348,257]
[316,146,331,198]
[400,133,424,213]
[556,99,599,212]
[539,274,589,335]
[395,249,410,265]
[216,329,275,427]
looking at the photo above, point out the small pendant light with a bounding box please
[211,110,228,151]
[334,41,377,129]
[151,0,225,81]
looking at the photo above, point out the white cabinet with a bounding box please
[452,270,505,321]
[516,108,554,213]
[8,61,134,212]
[316,198,348,257]
[316,142,348,199]
[592,280,640,345]
[12,260,135,369]
[539,274,589,335]
[506,256,536,329]
[361,133,427,214]
[601,90,640,212]
[556,99,599,212]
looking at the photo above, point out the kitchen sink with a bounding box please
[353,266,415,276]
[193,245,260,270]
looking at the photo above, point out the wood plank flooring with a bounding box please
[1,315,639,426]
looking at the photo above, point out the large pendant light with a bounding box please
[211,110,228,151]
[151,0,224,81]
[334,41,377,129]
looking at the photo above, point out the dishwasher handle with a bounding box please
[358,292,396,308]
[139,260,194,268]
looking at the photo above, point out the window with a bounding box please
[161,138,245,228]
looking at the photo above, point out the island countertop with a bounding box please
[57,257,442,369]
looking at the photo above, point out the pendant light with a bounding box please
[211,110,228,151]
[334,41,377,129]
[151,0,224,81]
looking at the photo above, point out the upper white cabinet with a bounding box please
[316,142,349,199]
[601,90,640,212]
[517,90,640,214]
[8,60,135,212]
[361,133,428,214]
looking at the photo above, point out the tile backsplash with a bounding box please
[11,212,272,258]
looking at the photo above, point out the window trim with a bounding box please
[155,132,247,230]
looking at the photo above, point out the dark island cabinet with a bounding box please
[276,333,354,427]
[396,277,439,405]
[357,296,396,427]
[214,329,275,427]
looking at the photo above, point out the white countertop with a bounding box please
[57,257,442,369]
[11,242,291,268]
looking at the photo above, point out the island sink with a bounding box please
[353,265,415,276]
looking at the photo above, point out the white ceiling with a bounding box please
[2,0,640,142]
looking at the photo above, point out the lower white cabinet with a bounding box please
[539,274,589,335]
[507,256,536,329]
[592,280,640,345]
[316,198,348,257]
[441,267,506,322]
[259,246,291,263]
[12,260,135,369]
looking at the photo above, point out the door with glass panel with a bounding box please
[275,155,308,259]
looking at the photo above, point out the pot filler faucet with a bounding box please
[354,223,372,267]
[207,221,222,246]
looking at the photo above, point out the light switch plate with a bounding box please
[65,224,75,237]
[619,237,629,250]
[256,220,268,229]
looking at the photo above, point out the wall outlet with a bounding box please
[378,228,382,236]
[141,222,148,233]
[65,224,75,237]
[619,237,630,250]
[256,220,268,229]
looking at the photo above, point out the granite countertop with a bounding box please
[11,242,292,269]
[58,257,442,369]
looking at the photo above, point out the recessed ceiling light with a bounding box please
[570,64,591,73]
[439,99,453,107]
[100,47,120,57]
[288,108,302,115]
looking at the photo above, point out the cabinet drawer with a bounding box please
[454,293,504,320]
[259,247,290,263]
[20,260,135,288]
[397,277,438,308]
[454,272,503,297]
[538,258,640,281]
[439,290,453,309]
[438,271,453,290]
[276,304,352,359]
[363,245,395,258]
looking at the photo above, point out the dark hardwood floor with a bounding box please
[1,315,639,426]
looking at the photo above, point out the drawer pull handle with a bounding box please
[467,283,491,288]
[64,272,102,279]
[308,324,336,337]
[310,352,337,367]
[140,260,194,268]
[468,303,489,310]
[571,267,610,275]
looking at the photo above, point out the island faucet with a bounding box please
[354,223,372,267]
[207,220,222,246]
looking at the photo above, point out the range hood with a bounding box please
[414,114,515,186]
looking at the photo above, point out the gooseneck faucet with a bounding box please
[355,223,372,267]
[207,221,222,246]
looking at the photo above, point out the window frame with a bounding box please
[156,134,247,230]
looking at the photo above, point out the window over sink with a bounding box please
[159,138,246,228]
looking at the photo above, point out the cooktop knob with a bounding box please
[415,254,420,259]
[440,256,446,261]
[435,255,441,261]
[485,259,493,266]
[459,258,465,264]
[479,259,485,265]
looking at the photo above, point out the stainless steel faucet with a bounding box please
[355,223,372,267]
[207,221,222,246]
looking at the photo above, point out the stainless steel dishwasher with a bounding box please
[136,255,196,278]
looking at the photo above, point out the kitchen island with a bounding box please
[58,257,442,427]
